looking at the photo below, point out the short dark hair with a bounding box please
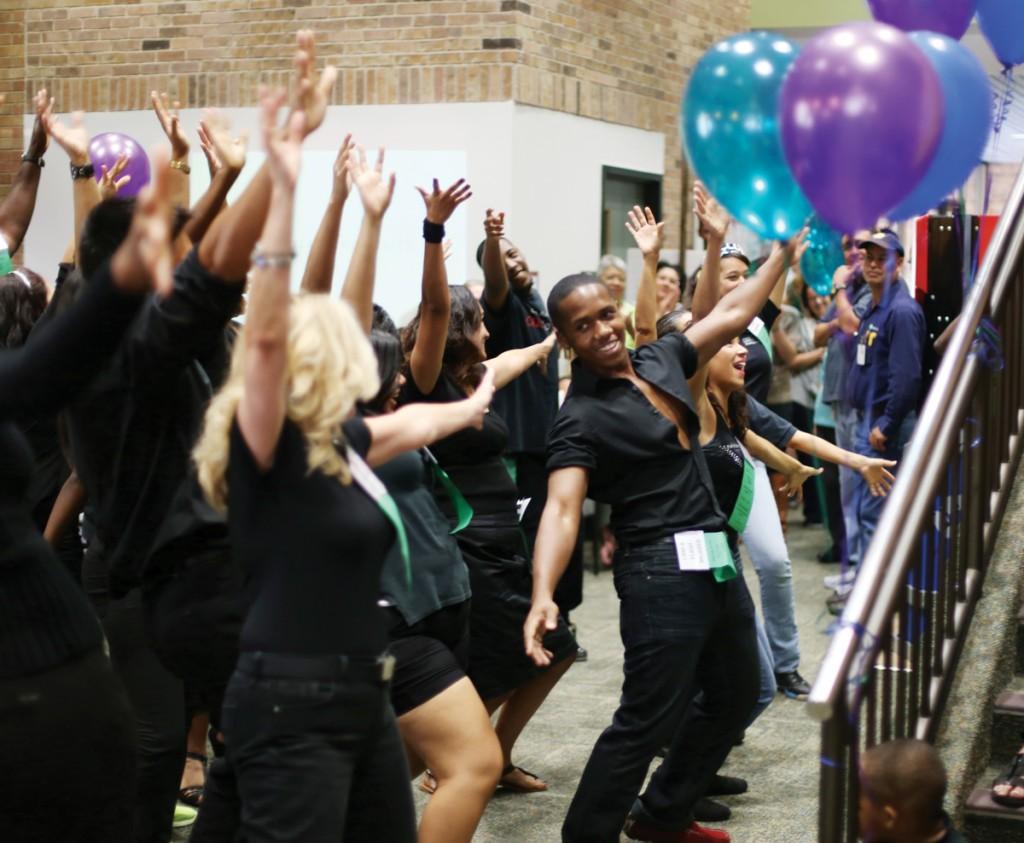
[402,284,486,391]
[79,198,190,281]
[861,740,947,834]
[656,260,682,284]
[0,267,48,349]
[372,304,399,338]
[547,273,605,332]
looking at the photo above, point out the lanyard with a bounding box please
[747,316,773,362]
[346,447,411,588]
[423,449,474,534]
[0,249,12,275]
[727,458,756,534]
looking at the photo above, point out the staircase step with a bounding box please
[992,676,1024,763]
[965,766,1024,843]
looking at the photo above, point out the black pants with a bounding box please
[144,546,247,843]
[562,541,759,842]
[791,402,824,524]
[222,653,417,842]
[815,424,846,556]
[0,648,137,843]
[98,590,186,843]
[515,451,583,615]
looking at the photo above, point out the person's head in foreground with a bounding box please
[859,739,959,843]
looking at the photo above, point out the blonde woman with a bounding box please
[193,89,493,841]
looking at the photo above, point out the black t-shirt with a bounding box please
[482,286,559,456]
[547,332,724,546]
[702,412,746,518]
[740,300,780,404]
[746,394,797,450]
[375,448,471,626]
[67,249,240,596]
[229,416,394,656]
[400,371,519,520]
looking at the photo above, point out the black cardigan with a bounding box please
[0,264,141,678]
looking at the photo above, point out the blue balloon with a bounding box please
[682,32,812,239]
[800,216,846,297]
[889,32,993,220]
[978,0,1024,67]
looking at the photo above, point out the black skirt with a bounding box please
[455,514,577,699]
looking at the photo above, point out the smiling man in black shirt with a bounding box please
[524,227,801,843]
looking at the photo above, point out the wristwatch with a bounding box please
[169,159,191,175]
[21,153,45,168]
[70,162,95,180]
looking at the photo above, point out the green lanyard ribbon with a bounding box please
[0,249,12,275]
[727,459,756,534]
[347,448,412,588]
[704,531,738,583]
[424,450,474,534]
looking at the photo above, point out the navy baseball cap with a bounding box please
[720,243,751,266]
[857,230,904,257]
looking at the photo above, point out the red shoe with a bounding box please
[624,818,731,843]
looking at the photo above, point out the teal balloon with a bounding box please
[683,31,812,239]
[801,216,845,296]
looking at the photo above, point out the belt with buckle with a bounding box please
[237,651,396,684]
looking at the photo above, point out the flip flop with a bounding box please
[991,752,1024,808]
[499,764,548,793]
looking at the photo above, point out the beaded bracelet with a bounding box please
[250,248,296,269]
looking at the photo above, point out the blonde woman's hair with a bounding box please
[193,295,380,512]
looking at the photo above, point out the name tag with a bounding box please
[857,343,867,366]
[673,531,736,581]
[748,316,765,335]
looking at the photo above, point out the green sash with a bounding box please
[705,531,738,583]
[727,459,756,535]
[423,449,473,534]
[347,448,411,588]
[748,316,773,361]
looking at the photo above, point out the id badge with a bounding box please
[748,316,765,335]
[674,531,711,571]
[856,343,867,366]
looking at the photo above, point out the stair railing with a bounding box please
[809,161,1024,843]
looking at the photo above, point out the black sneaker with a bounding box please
[693,797,731,823]
[707,774,747,796]
[775,670,811,700]
[575,646,588,663]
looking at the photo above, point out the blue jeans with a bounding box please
[851,412,917,562]
[222,655,416,843]
[563,541,759,841]
[741,460,801,674]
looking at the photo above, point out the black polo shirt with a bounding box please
[483,285,559,456]
[546,332,725,546]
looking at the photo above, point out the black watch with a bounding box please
[21,153,44,168]
[70,162,95,180]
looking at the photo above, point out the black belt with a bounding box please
[236,651,396,683]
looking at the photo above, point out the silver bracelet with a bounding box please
[250,247,296,269]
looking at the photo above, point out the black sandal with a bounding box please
[498,763,548,793]
[179,751,207,807]
[991,752,1024,808]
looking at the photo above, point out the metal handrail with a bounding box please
[808,161,1024,842]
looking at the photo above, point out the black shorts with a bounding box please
[386,600,471,717]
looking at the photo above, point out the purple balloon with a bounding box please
[866,0,978,40]
[88,132,150,198]
[779,22,945,233]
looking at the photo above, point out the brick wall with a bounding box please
[3,0,748,250]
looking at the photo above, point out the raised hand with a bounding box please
[625,205,664,257]
[484,208,505,240]
[291,29,338,138]
[860,458,897,497]
[197,124,220,176]
[260,87,304,191]
[416,177,472,225]
[27,89,49,159]
[347,145,396,220]
[787,226,810,264]
[693,181,729,242]
[151,91,190,160]
[199,109,248,174]
[110,149,174,297]
[43,107,91,165]
[331,134,353,203]
[99,153,131,200]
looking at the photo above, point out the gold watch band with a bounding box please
[169,159,191,175]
